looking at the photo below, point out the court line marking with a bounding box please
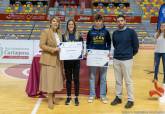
[22,68,30,77]
[31,98,42,114]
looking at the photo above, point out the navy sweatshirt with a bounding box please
[112,28,139,60]
[86,25,111,50]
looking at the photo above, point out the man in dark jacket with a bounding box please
[111,15,139,108]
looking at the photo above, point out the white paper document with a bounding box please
[59,42,83,60]
[87,49,111,67]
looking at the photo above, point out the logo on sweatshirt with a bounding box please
[93,36,104,44]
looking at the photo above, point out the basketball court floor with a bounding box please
[0,44,165,114]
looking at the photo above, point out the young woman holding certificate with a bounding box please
[62,19,83,106]
[39,16,64,109]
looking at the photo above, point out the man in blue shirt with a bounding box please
[111,15,139,108]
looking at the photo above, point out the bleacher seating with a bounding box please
[0,20,47,39]
[0,0,48,14]
[0,20,148,42]
[4,3,47,14]
[0,0,9,13]
[48,0,132,16]
[0,0,160,44]
[92,0,132,15]
[49,6,81,16]
[136,0,165,19]
[77,22,148,39]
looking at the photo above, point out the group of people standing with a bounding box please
[38,13,165,110]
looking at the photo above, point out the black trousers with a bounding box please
[64,60,80,96]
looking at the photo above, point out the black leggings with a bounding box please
[64,60,80,96]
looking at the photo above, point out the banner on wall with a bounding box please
[74,15,141,23]
[74,15,94,22]
[0,40,40,64]
[157,3,165,29]
[0,14,48,21]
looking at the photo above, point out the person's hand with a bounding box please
[53,47,60,53]
[83,52,88,59]
[108,53,113,60]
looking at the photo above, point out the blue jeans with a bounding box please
[89,66,107,98]
[154,53,165,83]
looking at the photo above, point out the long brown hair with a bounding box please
[156,23,165,39]
[63,19,79,41]
[66,19,77,33]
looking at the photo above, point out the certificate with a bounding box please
[59,42,83,60]
[87,49,110,67]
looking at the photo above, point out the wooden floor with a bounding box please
[0,47,165,114]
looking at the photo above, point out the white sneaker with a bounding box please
[159,95,165,103]
[100,97,108,104]
[88,96,95,103]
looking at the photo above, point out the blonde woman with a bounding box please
[39,16,64,109]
